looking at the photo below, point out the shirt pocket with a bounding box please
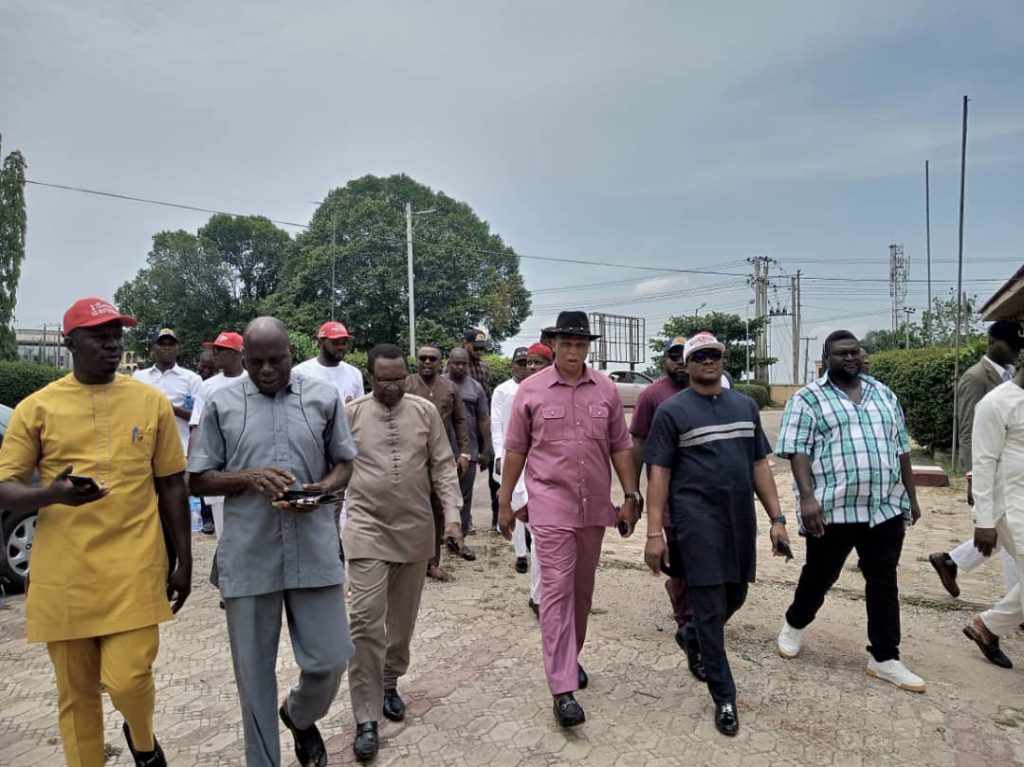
[538,405,568,442]
[124,427,155,469]
[587,405,609,440]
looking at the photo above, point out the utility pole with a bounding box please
[747,255,773,383]
[405,203,437,354]
[801,336,817,384]
[405,202,415,353]
[925,160,932,344]
[790,271,801,383]
[952,94,970,472]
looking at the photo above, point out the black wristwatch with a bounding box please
[770,515,786,525]
[624,490,643,504]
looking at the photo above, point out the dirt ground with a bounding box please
[2,408,1024,765]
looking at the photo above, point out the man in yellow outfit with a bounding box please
[0,297,192,767]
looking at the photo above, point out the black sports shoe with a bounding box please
[515,556,528,573]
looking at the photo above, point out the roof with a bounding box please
[980,263,1024,320]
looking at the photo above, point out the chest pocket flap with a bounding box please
[539,405,568,442]
[588,404,609,439]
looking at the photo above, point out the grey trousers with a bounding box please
[347,559,428,724]
[224,585,353,767]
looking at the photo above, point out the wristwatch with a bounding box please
[624,490,643,504]
[770,515,787,525]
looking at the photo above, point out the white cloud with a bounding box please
[632,274,690,297]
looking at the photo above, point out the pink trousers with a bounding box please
[531,524,606,694]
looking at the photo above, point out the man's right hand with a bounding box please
[974,526,998,557]
[47,465,108,507]
[643,535,667,575]
[497,501,516,541]
[457,455,469,476]
[245,467,296,499]
[799,496,825,538]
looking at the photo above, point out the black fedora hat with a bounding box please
[543,311,600,340]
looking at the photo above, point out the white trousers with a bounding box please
[979,516,1024,636]
[512,519,529,558]
[211,499,224,540]
[949,539,1020,590]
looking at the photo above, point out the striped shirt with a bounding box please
[775,374,911,527]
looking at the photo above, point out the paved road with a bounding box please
[4,419,1024,765]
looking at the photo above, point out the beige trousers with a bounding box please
[347,559,427,724]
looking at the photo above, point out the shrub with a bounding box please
[0,361,66,407]
[735,383,771,409]
[869,339,986,451]
[486,354,513,388]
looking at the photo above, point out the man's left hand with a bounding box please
[479,451,489,471]
[909,499,922,526]
[974,526,998,557]
[167,562,192,614]
[769,522,791,557]
[618,498,639,537]
[444,522,463,549]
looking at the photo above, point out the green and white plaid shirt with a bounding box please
[776,373,912,528]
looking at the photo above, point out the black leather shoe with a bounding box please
[383,687,406,721]
[279,703,327,767]
[577,664,588,690]
[122,723,166,767]
[676,628,708,682]
[353,721,379,762]
[528,599,540,617]
[963,624,1013,668]
[553,693,585,727]
[459,545,477,561]
[515,556,528,573]
[929,552,960,598]
[715,702,739,736]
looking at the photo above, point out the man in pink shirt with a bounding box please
[498,311,640,728]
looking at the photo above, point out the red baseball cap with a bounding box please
[318,321,353,340]
[202,331,244,351]
[62,298,138,335]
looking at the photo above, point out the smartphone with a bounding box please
[617,520,632,537]
[775,538,794,561]
[67,474,100,493]
[280,489,328,502]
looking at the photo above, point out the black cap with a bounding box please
[988,320,1024,351]
[512,346,529,362]
[464,328,487,348]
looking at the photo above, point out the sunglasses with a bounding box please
[417,355,440,362]
[688,349,723,363]
[513,359,527,365]
[666,351,684,361]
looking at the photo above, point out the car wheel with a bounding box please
[1,509,36,592]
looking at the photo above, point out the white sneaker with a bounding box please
[777,622,805,659]
[866,657,926,693]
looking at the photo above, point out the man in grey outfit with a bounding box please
[190,317,358,767]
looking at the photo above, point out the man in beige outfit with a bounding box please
[342,343,463,762]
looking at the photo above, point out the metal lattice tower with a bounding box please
[889,243,908,335]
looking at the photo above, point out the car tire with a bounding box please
[1,509,36,593]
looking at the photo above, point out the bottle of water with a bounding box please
[190,497,203,532]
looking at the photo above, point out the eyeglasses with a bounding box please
[513,359,527,365]
[688,349,723,363]
[417,355,440,362]
[666,351,684,361]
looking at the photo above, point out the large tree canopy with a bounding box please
[0,135,27,360]
[648,311,773,382]
[265,174,531,350]
[115,215,292,364]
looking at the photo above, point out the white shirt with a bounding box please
[491,378,519,463]
[293,358,364,404]
[984,355,1015,382]
[133,364,202,451]
[189,372,247,429]
[971,381,1024,538]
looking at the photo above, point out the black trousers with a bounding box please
[487,457,500,525]
[459,462,478,535]
[785,515,906,662]
[687,582,749,705]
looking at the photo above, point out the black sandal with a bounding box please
[279,702,328,767]
[122,722,166,767]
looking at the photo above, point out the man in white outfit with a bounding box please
[133,328,202,454]
[492,348,531,571]
[188,331,246,538]
[961,366,1024,669]
[930,321,1024,599]
[293,320,364,404]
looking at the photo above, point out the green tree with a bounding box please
[860,328,920,353]
[0,135,27,360]
[115,230,237,365]
[648,311,773,381]
[115,215,293,365]
[265,174,531,350]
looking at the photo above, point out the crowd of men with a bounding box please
[1,296,1021,767]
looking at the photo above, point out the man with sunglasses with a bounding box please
[776,330,925,693]
[405,344,471,578]
[630,336,695,671]
[643,332,788,737]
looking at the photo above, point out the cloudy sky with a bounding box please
[3,1,1022,378]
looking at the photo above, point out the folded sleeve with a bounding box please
[0,403,41,484]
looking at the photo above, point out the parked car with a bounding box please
[607,370,653,408]
[0,403,35,592]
